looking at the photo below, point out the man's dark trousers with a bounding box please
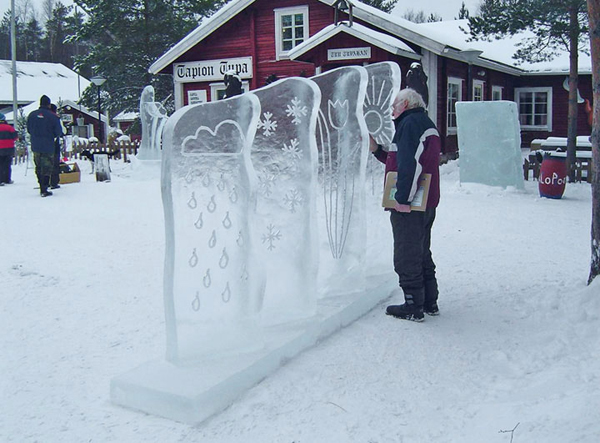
[390,208,438,307]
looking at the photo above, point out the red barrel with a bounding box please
[539,155,567,199]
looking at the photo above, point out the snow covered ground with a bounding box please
[1,158,599,443]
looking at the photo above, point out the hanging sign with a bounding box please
[327,47,371,61]
[174,57,253,83]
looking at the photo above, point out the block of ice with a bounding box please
[456,101,524,189]
[138,85,168,161]
[363,62,401,147]
[250,77,321,324]
[161,93,263,364]
[311,66,369,296]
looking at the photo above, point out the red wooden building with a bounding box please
[149,0,593,155]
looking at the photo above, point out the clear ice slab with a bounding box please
[250,77,321,324]
[456,101,524,189]
[160,93,264,364]
[311,66,369,296]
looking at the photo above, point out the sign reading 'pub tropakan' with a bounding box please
[327,47,371,61]
[174,57,253,83]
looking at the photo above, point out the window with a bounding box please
[447,77,462,133]
[515,87,552,130]
[492,85,503,101]
[473,80,484,101]
[210,81,249,102]
[275,6,309,60]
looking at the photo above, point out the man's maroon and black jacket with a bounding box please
[372,107,441,209]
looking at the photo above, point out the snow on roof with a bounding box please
[4,97,107,124]
[149,0,590,77]
[0,60,90,105]
[113,111,139,122]
[414,20,592,75]
[288,21,419,61]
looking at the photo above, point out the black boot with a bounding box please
[386,303,424,322]
[40,176,53,197]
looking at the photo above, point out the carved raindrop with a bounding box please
[207,195,217,213]
[203,269,211,288]
[217,174,226,192]
[229,187,238,203]
[221,282,231,303]
[192,291,201,311]
[222,212,232,229]
[187,192,197,209]
[208,230,217,248]
[185,169,194,184]
[236,231,244,247]
[188,248,198,267]
[202,172,211,187]
[194,212,204,229]
[219,248,229,269]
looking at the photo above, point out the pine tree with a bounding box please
[72,0,226,115]
[467,0,589,182]
[360,0,398,13]
[587,0,600,284]
[456,2,470,19]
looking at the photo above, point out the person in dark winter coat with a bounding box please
[27,95,63,197]
[223,70,243,99]
[0,113,18,186]
[405,62,429,108]
[370,88,441,322]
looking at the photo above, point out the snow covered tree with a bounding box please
[72,0,225,115]
[467,0,589,182]
[587,0,600,284]
[360,0,398,13]
[456,2,470,19]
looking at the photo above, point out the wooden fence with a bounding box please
[12,141,140,165]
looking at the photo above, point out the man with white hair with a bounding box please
[370,88,441,322]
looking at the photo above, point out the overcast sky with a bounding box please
[1,0,481,21]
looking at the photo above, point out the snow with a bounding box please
[0,60,89,106]
[1,158,599,442]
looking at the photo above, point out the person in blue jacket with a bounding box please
[27,95,63,197]
[370,88,441,322]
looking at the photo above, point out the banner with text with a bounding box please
[174,57,253,83]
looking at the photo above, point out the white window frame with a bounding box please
[515,86,553,131]
[492,85,503,101]
[473,80,484,101]
[447,77,462,134]
[210,81,250,102]
[274,6,309,60]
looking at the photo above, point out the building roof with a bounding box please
[0,60,90,106]
[149,0,591,77]
[288,21,419,61]
[4,98,108,124]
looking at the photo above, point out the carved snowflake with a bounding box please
[258,111,278,136]
[257,173,276,197]
[282,138,302,161]
[261,224,282,251]
[285,97,308,125]
[283,188,304,213]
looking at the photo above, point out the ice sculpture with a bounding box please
[250,78,321,324]
[161,94,263,363]
[363,62,401,147]
[138,85,168,161]
[363,63,401,275]
[363,62,401,194]
[311,66,369,295]
[456,101,524,189]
